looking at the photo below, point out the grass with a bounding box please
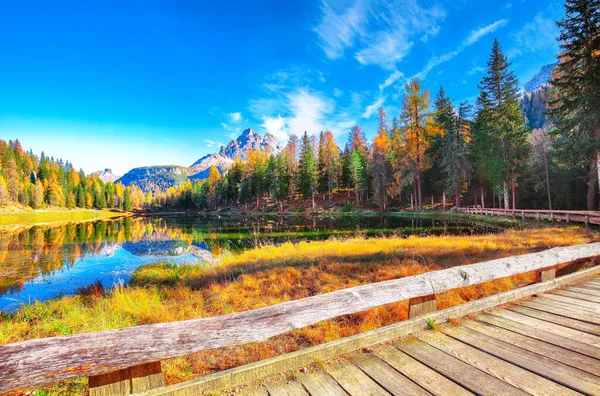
[0,206,127,227]
[0,226,597,395]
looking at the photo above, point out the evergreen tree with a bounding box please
[123,187,133,211]
[298,132,318,209]
[473,39,529,209]
[370,107,392,211]
[548,0,600,210]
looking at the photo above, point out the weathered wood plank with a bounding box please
[507,304,600,335]
[408,295,437,319]
[395,338,527,395]
[241,388,269,396]
[531,295,600,317]
[488,309,600,347]
[518,299,600,325]
[571,283,600,293]
[373,345,473,396]
[462,319,600,377]
[416,330,576,395]
[299,371,348,396]
[477,312,600,359]
[444,322,600,394]
[554,289,600,303]
[326,361,390,396]
[266,381,309,396]
[565,286,600,296]
[3,243,598,393]
[349,354,430,396]
[539,294,600,313]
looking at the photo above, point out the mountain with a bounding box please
[118,165,191,191]
[521,62,558,129]
[189,128,282,175]
[523,62,558,93]
[91,168,120,183]
[118,128,283,192]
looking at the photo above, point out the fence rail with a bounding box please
[457,207,600,225]
[1,243,600,394]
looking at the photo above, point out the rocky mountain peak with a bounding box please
[524,62,558,93]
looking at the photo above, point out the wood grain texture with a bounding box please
[299,371,348,396]
[267,381,309,396]
[507,304,600,335]
[408,295,437,319]
[443,323,600,394]
[373,345,473,396]
[326,361,390,396]
[349,354,430,396]
[3,244,598,393]
[518,299,600,325]
[554,289,600,303]
[395,337,527,395]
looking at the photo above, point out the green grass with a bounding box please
[0,208,128,226]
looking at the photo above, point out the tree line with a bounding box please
[1,0,598,213]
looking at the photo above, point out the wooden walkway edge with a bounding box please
[145,265,600,396]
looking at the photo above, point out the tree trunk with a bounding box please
[442,189,446,211]
[587,153,599,211]
[410,192,414,211]
[431,195,434,211]
[544,152,552,210]
[503,180,510,209]
[480,187,485,208]
[597,151,600,211]
[416,173,423,211]
[511,169,516,210]
[312,189,316,211]
[455,187,461,208]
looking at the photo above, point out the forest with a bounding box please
[1,2,598,213]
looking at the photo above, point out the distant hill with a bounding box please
[118,128,283,192]
[91,168,120,183]
[521,62,558,129]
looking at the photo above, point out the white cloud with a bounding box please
[379,69,404,91]
[463,19,508,47]
[362,96,385,119]
[507,13,558,59]
[415,19,509,80]
[204,139,224,148]
[313,0,368,60]
[467,65,485,75]
[314,0,445,70]
[229,112,242,122]
[333,88,344,97]
[261,115,288,141]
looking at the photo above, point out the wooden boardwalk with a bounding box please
[236,277,600,396]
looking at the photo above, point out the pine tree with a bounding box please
[370,107,392,211]
[473,39,529,209]
[123,187,133,211]
[548,0,600,210]
[298,132,318,209]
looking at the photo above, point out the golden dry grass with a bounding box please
[1,226,597,394]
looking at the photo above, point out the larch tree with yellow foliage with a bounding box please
[207,166,221,210]
[370,107,392,211]
[396,78,441,211]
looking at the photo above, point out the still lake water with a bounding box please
[0,214,498,312]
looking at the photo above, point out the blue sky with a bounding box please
[0,0,564,175]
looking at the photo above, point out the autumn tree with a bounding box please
[207,166,221,209]
[548,0,600,210]
[317,130,340,200]
[298,132,318,209]
[370,107,392,211]
[397,78,441,211]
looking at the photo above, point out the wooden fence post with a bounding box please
[535,266,556,283]
[408,295,437,319]
[89,361,164,396]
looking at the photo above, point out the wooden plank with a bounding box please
[299,371,348,396]
[3,243,600,393]
[565,286,600,296]
[554,289,600,303]
[518,298,600,325]
[507,304,600,336]
[575,283,600,292]
[327,361,391,396]
[539,294,600,313]
[349,354,430,396]
[408,295,437,319]
[373,345,473,396]
[462,319,600,377]
[266,381,309,396]
[444,323,600,394]
[143,266,600,396]
[416,330,576,395]
[89,361,163,395]
[488,309,600,348]
[477,312,600,359]
[530,294,600,317]
[395,337,527,395]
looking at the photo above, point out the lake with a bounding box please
[0,214,499,312]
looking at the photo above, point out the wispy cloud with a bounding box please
[507,13,559,59]
[362,96,385,119]
[415,19,509,80]
[379,69,404,91]
[463,19,508,47]
[229,112,242,122]
[221,110,246,138]
[333,88,344,97]
[314,0,446,70]
[204,139,224,148]
[467,65,485,75]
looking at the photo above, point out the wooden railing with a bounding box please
[1,243,600,394]
[457,207,600,226]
